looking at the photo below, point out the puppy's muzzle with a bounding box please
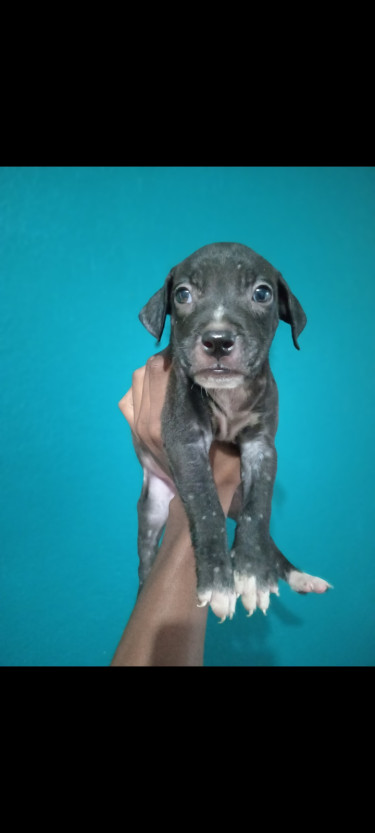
[194,328,244,388]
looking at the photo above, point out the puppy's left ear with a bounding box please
[138,270,174,342]
[277,273,307,350]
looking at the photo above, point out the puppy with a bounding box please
[135,242,332,621]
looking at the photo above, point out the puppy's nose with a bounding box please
[201,330,236,357]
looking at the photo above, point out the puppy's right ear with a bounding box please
[277,272,307,350]
[138,270,174,342]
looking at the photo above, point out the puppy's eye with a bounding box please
[175,286,192,304]
[252,285,273,303]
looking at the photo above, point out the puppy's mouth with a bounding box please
[199,366,238,376]
[193,366,244,389]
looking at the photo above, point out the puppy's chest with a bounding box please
[206,389,261,443]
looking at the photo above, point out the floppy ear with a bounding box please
[138,270,174,342]
[277,273,307,350]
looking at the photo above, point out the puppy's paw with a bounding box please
[234,572,279,616]
[287,569,333,594]
[197,587,237,623]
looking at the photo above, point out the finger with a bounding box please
[118,365,146,430]
[147,353,171,444]
[134,352,170,443]
[118,388,135,428]
[135,360,152,440]
[131,366,146,426]
[147,351,171,405]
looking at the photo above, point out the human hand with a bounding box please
[118,349,173,477]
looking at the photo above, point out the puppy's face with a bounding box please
[170,244,282,388]
[139,243,307,388]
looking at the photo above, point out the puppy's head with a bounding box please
[139,243,307,388]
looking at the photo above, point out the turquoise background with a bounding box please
[1,166,374,666]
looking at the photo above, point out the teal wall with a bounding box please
[1,166,374,666]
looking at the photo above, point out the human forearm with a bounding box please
[110,495,207,666]
[110,443,240,667]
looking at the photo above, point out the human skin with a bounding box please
[110,351,241,667]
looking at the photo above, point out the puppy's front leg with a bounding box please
[162,372,237,621]
[233,431,332,615]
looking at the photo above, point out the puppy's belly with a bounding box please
[140,449,176,493]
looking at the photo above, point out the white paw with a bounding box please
[234,572,279,616]
[287,569,333,594]
[197,587,237,622]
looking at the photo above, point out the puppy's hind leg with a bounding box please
[137,471,175,592]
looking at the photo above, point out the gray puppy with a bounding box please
[135,242,332,621]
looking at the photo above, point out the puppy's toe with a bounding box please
[287,569,333,594]
[197,589,212,608]
[211,589,237,622]
[234,573,257,616]
[197,587,237,622]
[234,572,278,616]
[256,586,271,615]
